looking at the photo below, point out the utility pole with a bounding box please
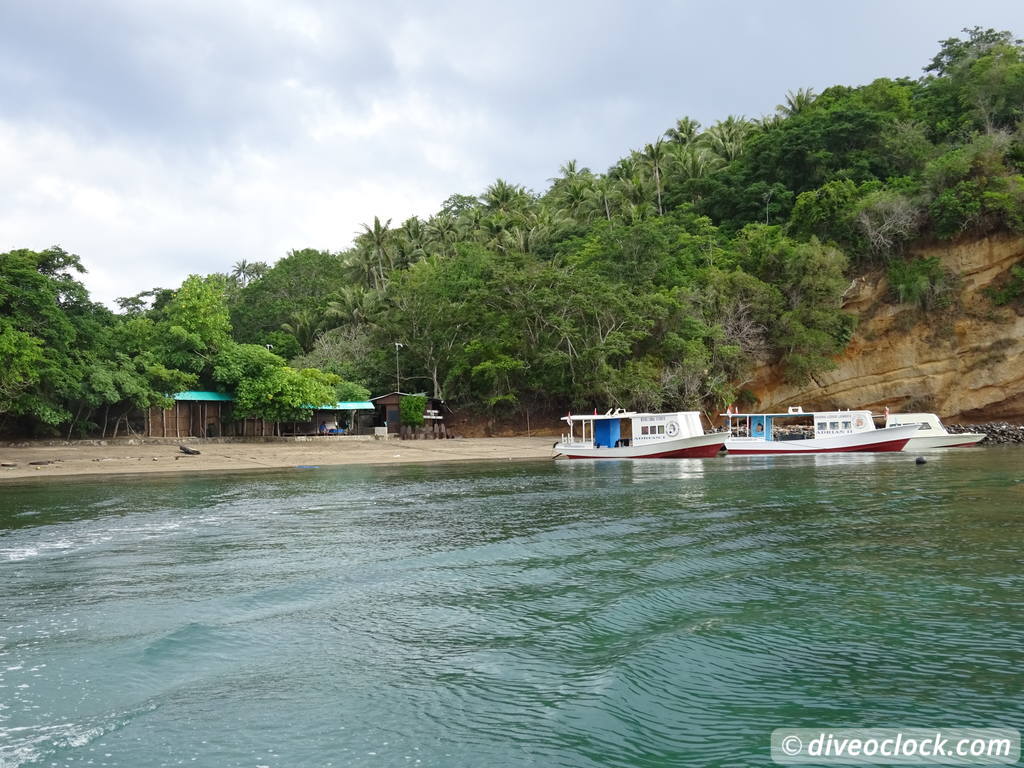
[394,342,404,392]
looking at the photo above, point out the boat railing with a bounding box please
[560,435,593,448]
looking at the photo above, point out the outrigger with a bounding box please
[723,406,919,454]
[554,409,728,459]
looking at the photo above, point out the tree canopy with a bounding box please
[4,29,1024,435]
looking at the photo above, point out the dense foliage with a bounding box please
[4,28,1024,435]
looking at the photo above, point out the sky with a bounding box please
[1,0,1023,306]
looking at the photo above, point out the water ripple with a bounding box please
[1,451,1022,766]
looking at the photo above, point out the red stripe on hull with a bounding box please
[727,438,910,455]
[564,442,725,459]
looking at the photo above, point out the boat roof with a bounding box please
[563,410,700,422]
[723,408,872,418]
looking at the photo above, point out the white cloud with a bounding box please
[2,0,1023,306]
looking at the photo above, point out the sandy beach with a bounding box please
[0,436,558,481]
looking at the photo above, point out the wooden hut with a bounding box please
[144,391,275,438]
[370,392,450,438]
[144,391,233,438]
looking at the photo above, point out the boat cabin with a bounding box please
[562,410,705,449]
[725,406,877,442]
[884,412,948,434]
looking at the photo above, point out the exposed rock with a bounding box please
[749,234,1024,421]
[946,422,1024,444]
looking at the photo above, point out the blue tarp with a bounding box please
[173,391,234,401]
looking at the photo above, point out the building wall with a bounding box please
[145,402,273,438]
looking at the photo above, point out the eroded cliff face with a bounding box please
[748,235,1024,422]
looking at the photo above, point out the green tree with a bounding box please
[399,394,427,427]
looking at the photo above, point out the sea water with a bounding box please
[1,449,1022,767]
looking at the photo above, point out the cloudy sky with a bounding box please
[1,1,1022,305]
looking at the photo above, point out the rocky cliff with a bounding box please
[747,234,1024,422]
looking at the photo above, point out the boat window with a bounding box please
[817,422,826,430]
[829,421,839,430]
[657,425,665,435]
[918,424,931,431]
[641,426,649,435]
[842,421,851,429]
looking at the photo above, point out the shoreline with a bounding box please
[0,437,558,482]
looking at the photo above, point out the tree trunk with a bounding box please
[67,404,84,440]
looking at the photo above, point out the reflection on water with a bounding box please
[1,448,1022,767]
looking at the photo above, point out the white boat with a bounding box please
[554,409,728,459]
[884,412,986,450]
[723,406,919,454]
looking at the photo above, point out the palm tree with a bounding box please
[557,159,581,180]
[326,285,378,326]
[664,117,701,146]
[230,259,251,287]
[480,212,511,251]
[557,177,596,222]
[395,216,428,269]
[281,308,324,353]
[425,215,458,257]
[481,179,529,214]
[618,173,652,208]
[343,247,377,290]
[641,139,670,215]
[704,116,751,162]
[776,88,817,117]
[591,175,618,221]
[608,155,640,182]
[670,145,720,182]
[358,216,393,291]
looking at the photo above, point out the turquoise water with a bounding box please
[1,449,1022,767]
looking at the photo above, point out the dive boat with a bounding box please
[554,409,728,459]
[723,406,919,454]
[884,412,986,450]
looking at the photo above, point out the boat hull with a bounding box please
[902,433,986,451]
[725,424,919,455]
[557,432,728,459]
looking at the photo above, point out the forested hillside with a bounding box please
[4,28,1024,437]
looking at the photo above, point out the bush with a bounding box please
[929,181,983,238]
[788,179,865,250]
[887,257,956,309]
[399,394,427,427]
[988,262,1024,305]
[855,189,924,259]
[981,175,1024,233]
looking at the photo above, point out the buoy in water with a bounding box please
[915,456,927,465]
